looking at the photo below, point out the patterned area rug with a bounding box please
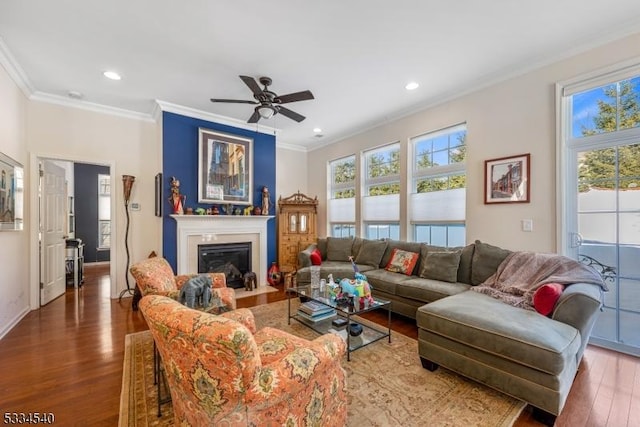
[119,300,525,427]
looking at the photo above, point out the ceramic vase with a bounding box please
[267,262,281,286]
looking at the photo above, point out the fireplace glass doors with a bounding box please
[198,242,251,289]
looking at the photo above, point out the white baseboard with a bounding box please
[0,306,31,340]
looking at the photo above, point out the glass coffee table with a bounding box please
[288,285,391,361]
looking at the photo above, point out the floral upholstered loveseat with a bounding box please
[139,295,348,426]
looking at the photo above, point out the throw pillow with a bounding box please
[326,237,353,261]
[420,250,462,283]
[385,248,420,276]
[355,239,388,267]
[380,240,422,270]
[309,248,322,266]
[470,240,512,285]
[533,283,565,316]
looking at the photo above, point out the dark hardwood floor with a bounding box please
[0,264,637,426]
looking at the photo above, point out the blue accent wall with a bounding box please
[162,111,276,271]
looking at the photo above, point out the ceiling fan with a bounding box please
[211,75,314,123]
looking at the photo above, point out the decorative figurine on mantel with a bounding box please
[168,176,186,215]
[261,186,272,215]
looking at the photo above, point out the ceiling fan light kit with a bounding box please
[211,75,314,123]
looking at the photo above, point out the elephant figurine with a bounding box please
[244,271,257,291]
[179,274,213,308]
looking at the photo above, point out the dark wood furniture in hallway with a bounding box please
[0,264,637,426]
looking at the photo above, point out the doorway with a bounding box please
[559,70,640,356]
[33,155,117,307]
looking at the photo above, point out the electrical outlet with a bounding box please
[130,202,141,211]
[522,219,533,232]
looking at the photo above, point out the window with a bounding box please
[366,223,399,240]
[328,156,356,237]
[414,224,465,247]
[331,224,355,238]
[571,76,640,138]
[410,125,466,247]
[363,143,400,240]
[98,174,111,249]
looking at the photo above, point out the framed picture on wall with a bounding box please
[0,151,24,230]
[198,128,253,205]
[484,153,530,204]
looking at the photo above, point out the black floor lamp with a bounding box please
[119,175,136,300]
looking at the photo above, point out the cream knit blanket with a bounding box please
[471,251,607,311]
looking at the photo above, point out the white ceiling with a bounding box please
[2,1,640,149]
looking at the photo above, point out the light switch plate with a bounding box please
[522,219,533,232]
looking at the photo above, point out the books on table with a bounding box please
[297,301,336,322]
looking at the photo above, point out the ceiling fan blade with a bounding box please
[248,109,261,123]
[210,98,258,104]
[276,90,314,104]
[239,75,262,95]
[277,106,306,122]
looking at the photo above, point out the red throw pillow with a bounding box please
[310,248,322,266]
[533,283,565,316]
[385,248,419,276]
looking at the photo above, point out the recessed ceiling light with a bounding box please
[103,70,121,80]
[405,81,419,91]
[313,127,322,133]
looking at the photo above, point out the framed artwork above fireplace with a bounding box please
[198,128,253,205]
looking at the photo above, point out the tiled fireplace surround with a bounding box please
[171,215,272,287]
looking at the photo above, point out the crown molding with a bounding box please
[0,37,35,98]
[276,141,307,152]
[30,92,155,122]
[155,100,280,137]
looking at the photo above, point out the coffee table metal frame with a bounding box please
[287,285,391,361]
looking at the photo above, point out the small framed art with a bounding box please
[484,153,530,204]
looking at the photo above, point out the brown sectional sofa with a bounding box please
[296,236,605,424]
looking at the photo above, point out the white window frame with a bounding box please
[409,124,466,247]
[328,155,356,237]
[98,174,111,250]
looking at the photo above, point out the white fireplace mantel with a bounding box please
[171,214,273,286]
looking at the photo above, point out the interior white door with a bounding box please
[41,160,67,305]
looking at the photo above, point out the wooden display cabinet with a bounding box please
[277,191,318,273]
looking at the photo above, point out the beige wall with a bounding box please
[0,63,28,338]
[276,146,308,200]
[305,32,640,253]
[26,102,161,302]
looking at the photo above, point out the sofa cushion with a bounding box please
[420,250,461,283]
[456,243,475,284]
[326,237,353,261]
[351,236,363,258]
[416,291,581,376]
[309,248,322,266]
[317,238,328,260]
[399,277,471,302]
[419,243,475,284]
[380,240,422,272]
[385,248,420,276]
[355,239,388,267]
[470,240,512,285]
[533,283,565,316]
[364,268,415,295]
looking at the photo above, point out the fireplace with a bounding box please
[171,214,272,289]
[198,242,251,289]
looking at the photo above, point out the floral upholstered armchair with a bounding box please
[129,256,236,311]
[139,295,348,427]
